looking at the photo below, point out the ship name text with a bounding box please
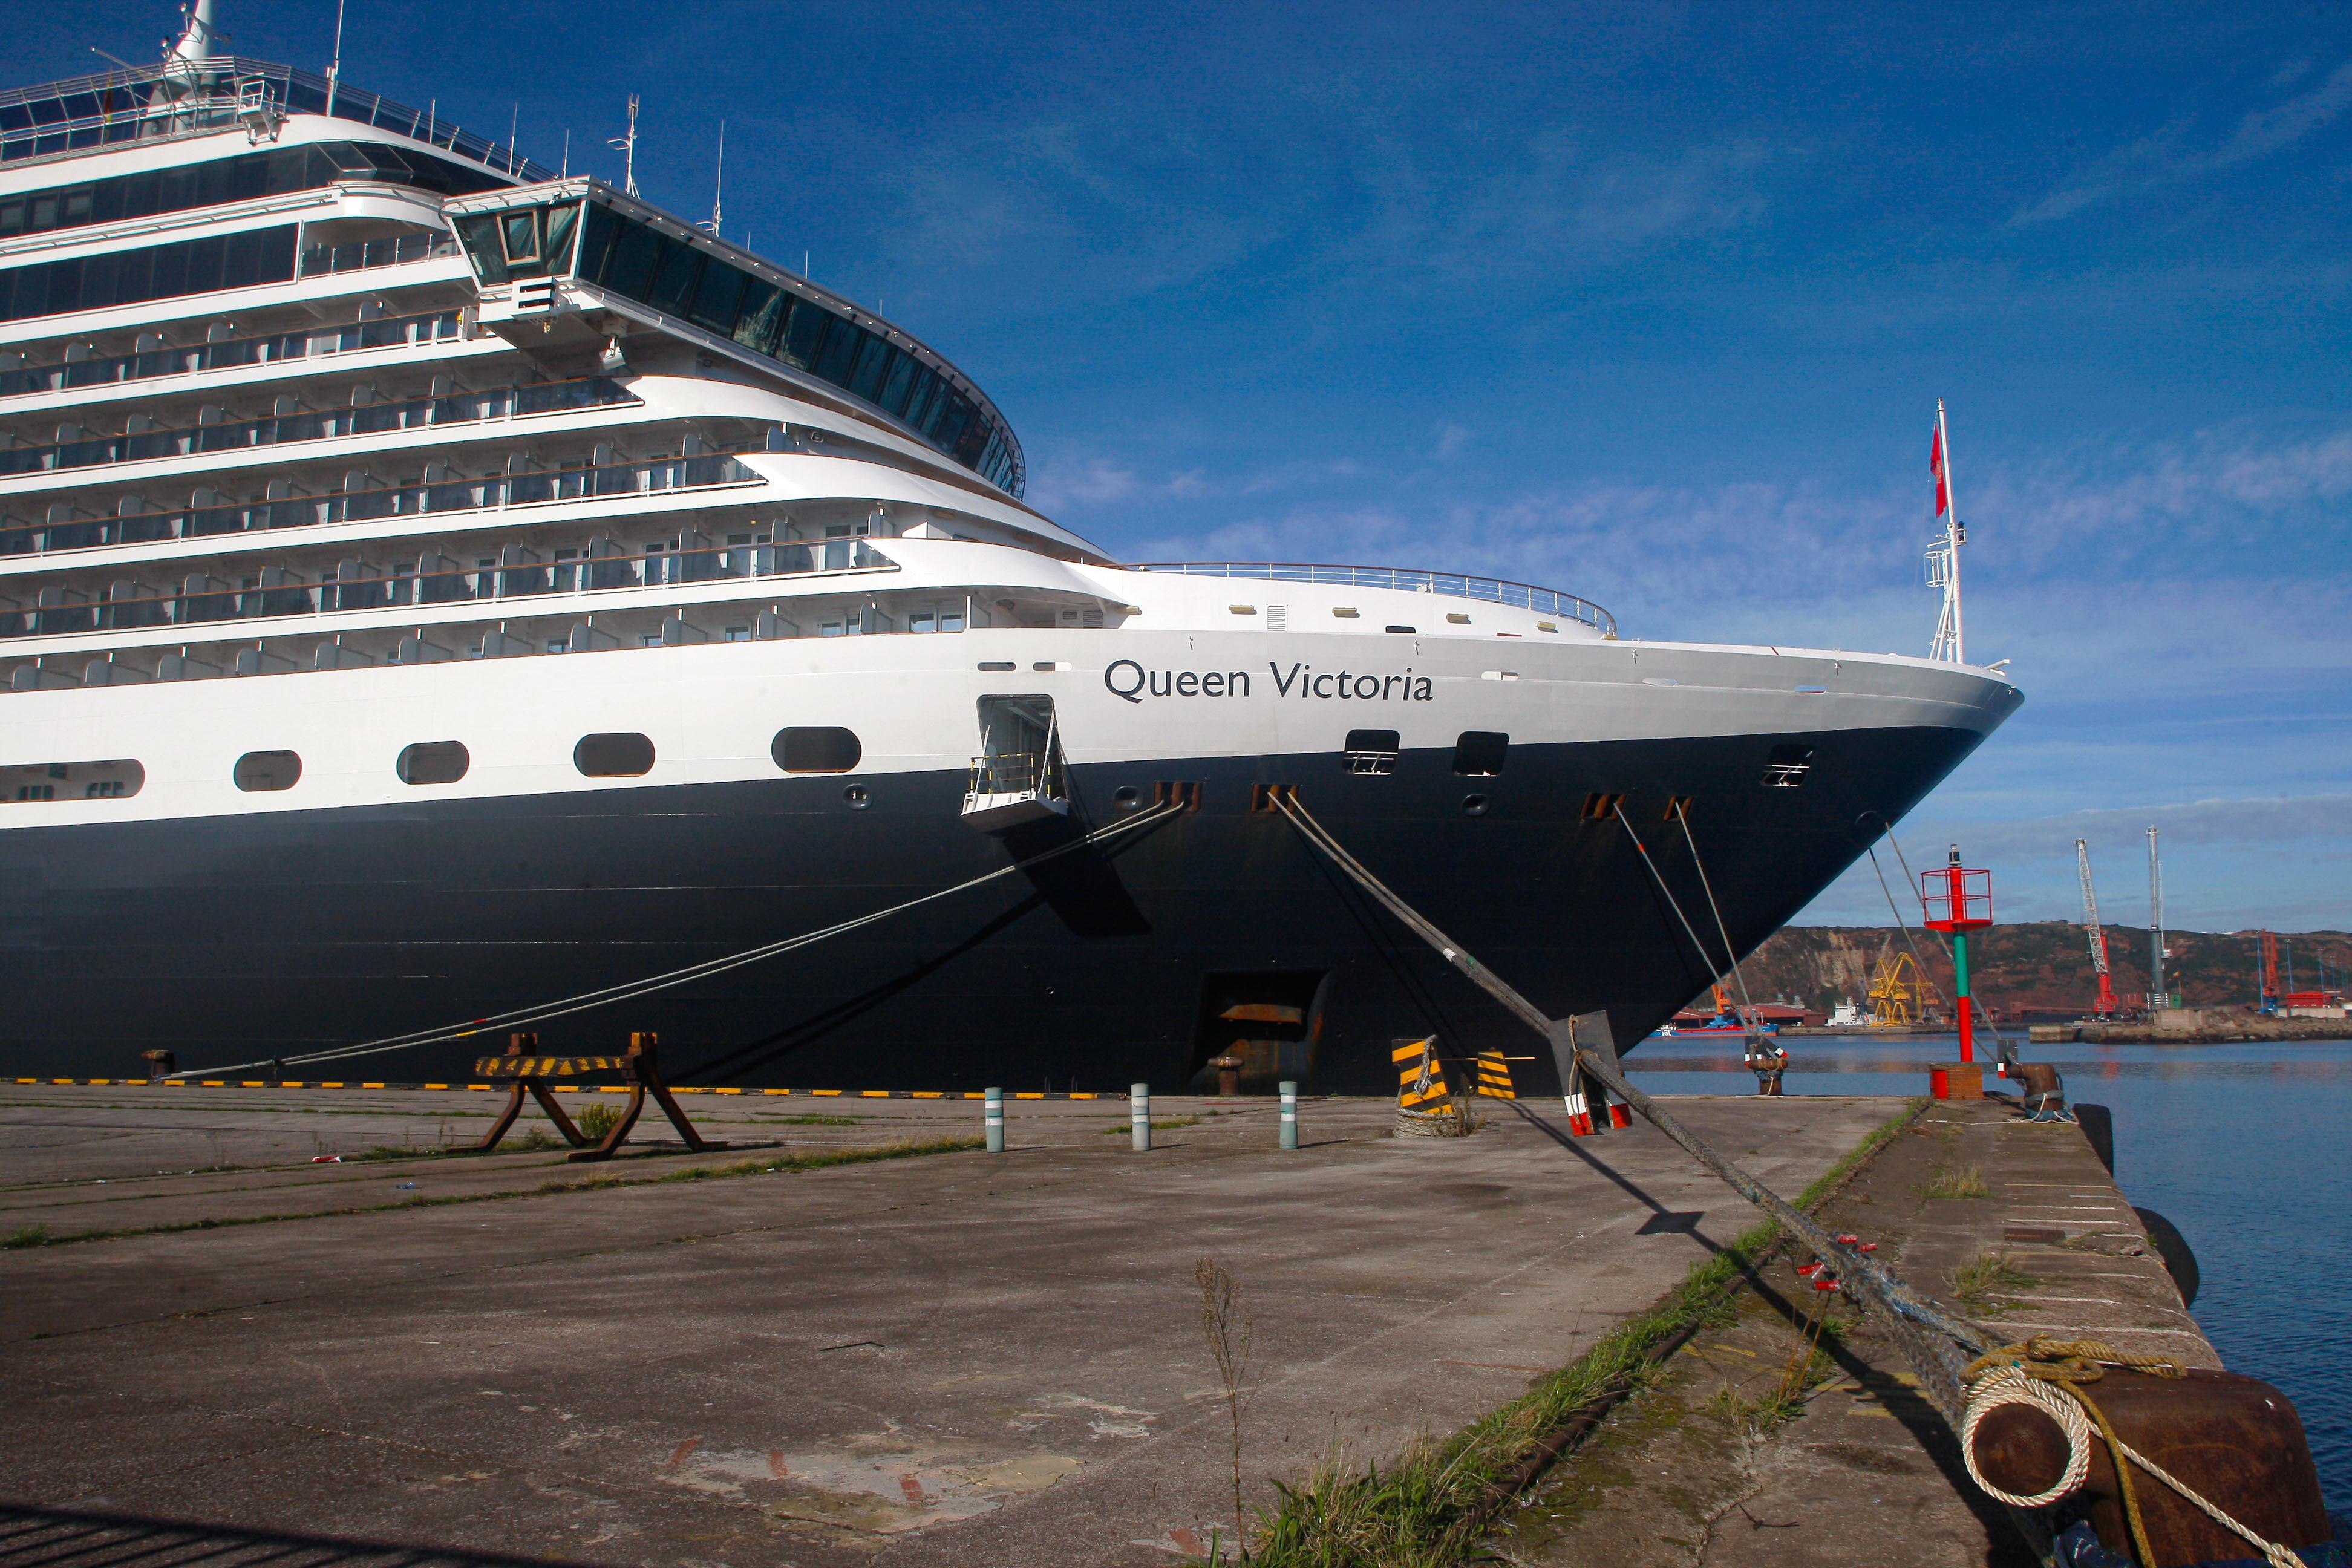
[1103,660,1434,705]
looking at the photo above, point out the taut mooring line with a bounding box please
[170,797,1189,1082]
[1272,792,1991,1423]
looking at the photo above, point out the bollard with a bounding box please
[984,1086,1004,1153]
[1279,1080,1298,1149]
[1131,1083,1151,1151]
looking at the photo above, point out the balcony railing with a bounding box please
[0,451,759,558]
[1131,561,1616,638]
[0,539,892,640]
[0,310,463,401]
[0,60,555,180]
[298,233,452,277]
[0,376,636,480]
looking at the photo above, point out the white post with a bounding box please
[984,1086,1004,1153]
[1131,1084,1151,1151]
[1941,400,1963,665]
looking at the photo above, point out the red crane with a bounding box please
[2076,840,2118,1018]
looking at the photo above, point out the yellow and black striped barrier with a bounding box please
[1392,1037,1450,1109]
[1473,1050,1518,1099]
[13,1077,1114,1099]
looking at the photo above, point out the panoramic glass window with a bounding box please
[1452,731,1510,777]
[772,726,861,774]
[499,209,541,266]
[574,732,655,778]
[396,740,469,786]
[233,750,302,792]
[2,759,143,802]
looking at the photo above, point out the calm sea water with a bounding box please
[1626,1033,2352,1508]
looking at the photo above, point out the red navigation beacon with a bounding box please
[1922,847,1993,1062]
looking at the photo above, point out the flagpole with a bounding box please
[1939,397,1963,664]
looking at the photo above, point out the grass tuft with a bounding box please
[1919,1163,1991,1200]
[575,1100,622,1141]
[1235,1098,1925,1567]
[4,1223,50,1250]
[1101,1116,1203,1134]
[1952,1249,2037,1312]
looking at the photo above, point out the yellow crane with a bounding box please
[1866,951,1938,1027]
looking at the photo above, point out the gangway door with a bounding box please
[964,694,1070,833]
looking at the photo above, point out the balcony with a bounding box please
[0,537,894,642]
[0,376,636,482]
[1131,561,1616,638]
[0,451,759,560]
[0,310,463,401]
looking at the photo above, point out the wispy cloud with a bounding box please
[2010,57,2352,226]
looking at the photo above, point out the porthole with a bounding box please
[234,750,301,792]
[773,725,861,774]
[574,731,655,778]
[3,759,142,802]
[843,784,871,809]
[1461,794,1489,817]
[1112,785,1142,810]
[396,740,469,786]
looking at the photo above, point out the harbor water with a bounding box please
[1629,1033,2352,1509]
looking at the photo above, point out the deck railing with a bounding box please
[0,310,463,401]
[1,452,759,560]
[0,376,635,481]
[1130,561,1615,638]
[0,538,892,641]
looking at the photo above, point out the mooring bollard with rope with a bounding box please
[1269,789,2346,1564]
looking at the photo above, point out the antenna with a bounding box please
[560,127,569,177]
[324,0,347,116]
[699,120,725,237]
[508,102,518,172]
[609,95,640,198]
[170,0,220,63]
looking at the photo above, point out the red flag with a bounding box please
[1929,424,1949,517]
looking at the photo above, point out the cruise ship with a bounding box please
[0,8,2022,1092]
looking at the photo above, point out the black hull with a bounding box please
[0,725,1983,1093]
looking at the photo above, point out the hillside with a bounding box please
[1720,923,2352,1020]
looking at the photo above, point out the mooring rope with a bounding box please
[169,798,1187,1081]
[1670,799,1766,1039]
[1958,1336,2301,1568]
[1270,792,1994,1416]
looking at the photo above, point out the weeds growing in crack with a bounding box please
[1918,1162,1990,1200]
[1952,1249,2037,1312]
[1199,1255,1256,1560]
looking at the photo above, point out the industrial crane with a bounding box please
[2076,839,2120,1016]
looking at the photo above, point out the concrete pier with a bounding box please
[0,1083,2202,1565]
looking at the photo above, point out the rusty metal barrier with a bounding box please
[467,1032,724,1163]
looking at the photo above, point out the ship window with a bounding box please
[233,750,301,792]
[3,759,142,802]
[574,732,655,778]
[689,261,745,335]
[543,202,581,272]
[1760,745,1814,789]
[606,218,663,298]
[1452,731,1509,777]
[452,214,508,284]
[396,741,469,786]
[773,726,861,774]
[1342,729,1400,776]
[500,210,542,266]
[648,240,704,317]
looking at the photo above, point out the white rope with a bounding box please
[171,799,1184,1080]
[1959,1367,2092,1507]
[1961,1364,2304,1567]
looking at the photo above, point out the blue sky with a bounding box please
[27,2,2352,932]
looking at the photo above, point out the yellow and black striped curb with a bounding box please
[11,1079,1142,1099]
[1392,1038,1451,1109]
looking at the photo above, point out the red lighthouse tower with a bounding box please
[1922,846,1993,1062]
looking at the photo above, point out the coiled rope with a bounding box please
[1959,1336,2302,1568]
[169,797,1186,1081]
